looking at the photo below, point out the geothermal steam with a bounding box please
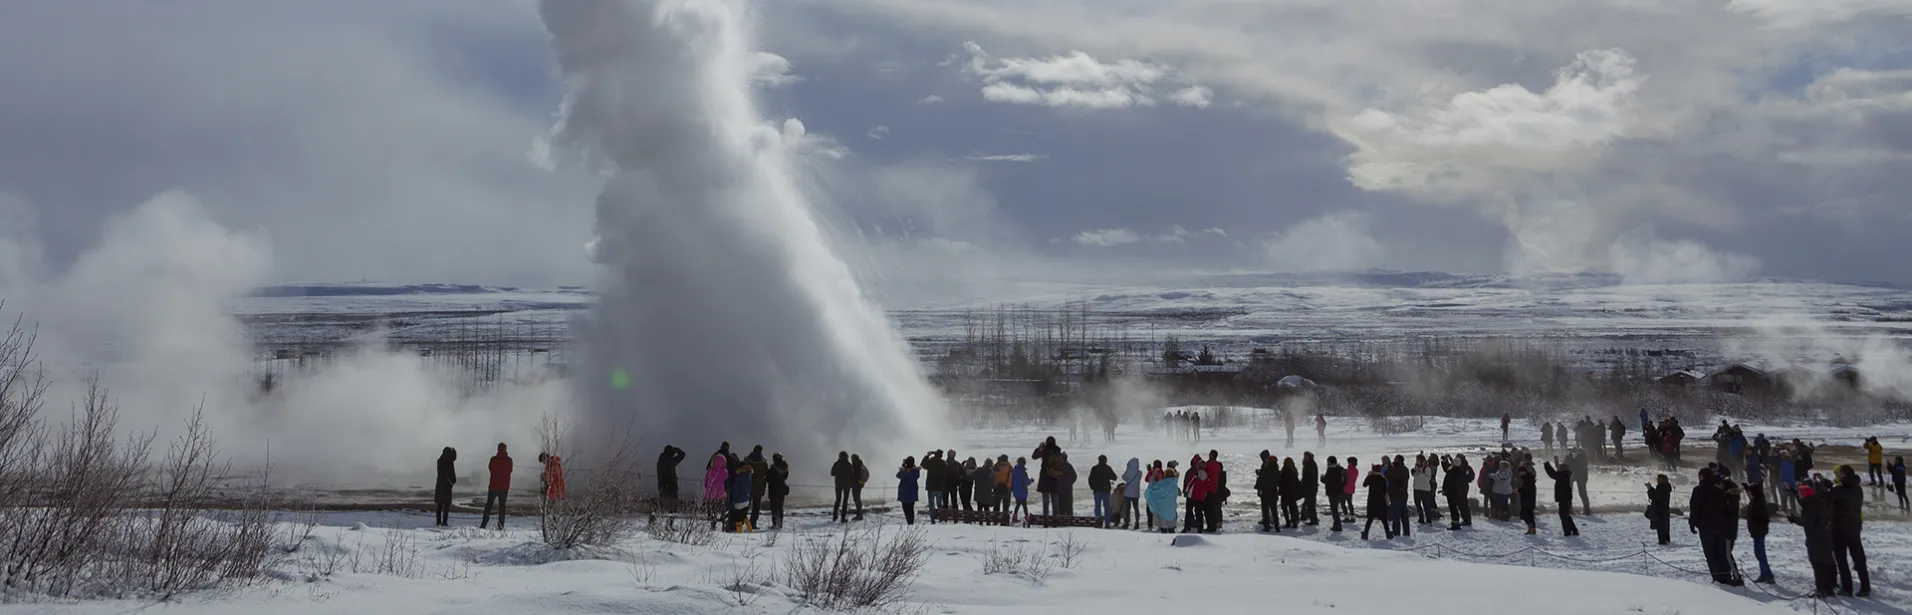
[539,0,944,468]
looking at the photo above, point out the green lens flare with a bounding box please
[611,367,631,390]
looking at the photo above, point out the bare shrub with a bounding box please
[781,526,930,611]
[979,541,1050,581]
[536,417,642,551]
[720,556,769,608]
[1050,533,1089,570]
[646,513,717,547]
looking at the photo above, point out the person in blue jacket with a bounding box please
[726,462,754,532]
[1011,458,1032,522]
[896,456,922,524]
[1145,462,1180,533]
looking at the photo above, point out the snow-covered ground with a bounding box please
[9,416,1906,615]
[6,502,1902,614]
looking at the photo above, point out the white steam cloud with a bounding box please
[540,0,944,472]
[2,192,563,485]
[1259,211,1385,273]
[1607,228,1761,285]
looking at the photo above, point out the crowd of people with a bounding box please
[435,413,1905,600]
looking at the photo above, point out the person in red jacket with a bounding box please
[1183,454,1209,533]
[540,453,566,501]
[1203,451,1226,533]
[481,443,513,529]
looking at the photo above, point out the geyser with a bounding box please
[540,0,945,478]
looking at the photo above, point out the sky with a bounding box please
[1,0,1910,291]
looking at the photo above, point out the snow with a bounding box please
[8,417,1908,614]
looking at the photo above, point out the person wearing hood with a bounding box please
[970,459,998,513]
[768,453,790,530]
[830,452,855,523]
[1645,474,1673,545]
[1891,456,1908,511]
[538,452,566,501]
[1182,454,1208,532]
[1385,455,1411,538]
[1090,455,1119,527]
[1689,468,1743,587]
[1203,451,1228,533]
[1146,463,1181,533]
[852,454,870,521]
[897,456,921,525]
[922,451,947,520]
[1301,453,1321,525]
[726,460,754,532]
[1829,469,1871,597]
[1321,457,1346,532]
[1122,458,1144,529]
[1441,455,1474,530]
[434,447,458,527]
[1490,459,1514,522]
[747,446,770,528]
[1032,437,1063,515]
[1777,450,1799,514]
[1256,451,1282,532]
[1011,458,1032,522]
[1543,459,1579,536]
[1361,464,1391,540]
[1864,437,1885,486]
[1541,422,1555,455]
[657,445,687,500]
[1789,480,1839,598]
[704,451,730,506]
[1609,417,1627,459]
[1342,457,1361,520]
[1745,482,1773,584]
[1279,458,1302,529]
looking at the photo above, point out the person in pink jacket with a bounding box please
[704,452,730,529]
[1343,456,1361,520]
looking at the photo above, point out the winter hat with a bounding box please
[1797,484,1816,498]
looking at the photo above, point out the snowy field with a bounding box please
[11,415,1904,615]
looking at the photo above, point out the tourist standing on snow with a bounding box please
[1891,456,1908,511]
[970,459,998,513]
[539,452,566,501]
[1122,458,1144,530]
[1284,409,1297,448]
[1033,437,1063,515]
[1543,459,1579,536]
[481,443,512,530]
[1568,448,1591,515]
[1057,453,1080,517]
[852,454,870,521]
[1279,457,1302,530]
[1500,412,1511,443]
[954,453,973,511]
[1315,414,1328,446]
[1777,449,1799,513]
[1645,474,1672,545]
[1010,458,1032,522]
[830,451,855,523]
[1490,459,1514,521]
[434,447,458,527]
[1146,462,1180,533]
[1183,454,1208,532]
[922,451,946,519]
[1829,468,1871,597]
[1442,454,1473,529]
[657,445,686,500]
[995,455,1013,513]
[1385,455,1411,537]
[1090,455,1118,526]
[1789,479,1839,598]
[747,446,769,528]
[1689,468,1743,586]
[1746,482,1773,584]
[1541,422,1555,455]
[1361,465,1391,540]
[1342,456,1361,521]
[1516,460,1538,534]
[1257,451,1282,532]
[726,460,753,532]
[1204,451,1228,533]
[897,456,921,525]
[768,453,789,530]
[1302,452,1321,525]
[1609,417,1627,458]
[1321,456,1346,532]
[1865,437,1886,486]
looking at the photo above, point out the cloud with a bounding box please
[867,125,891,140]
[1168,85,1214,108]
[1258,211,1385,272]
[1072,228,1143,246]
[958,152,1049,162]
[919,94,945,103]
[750,51,802,87]
[961,41,1211,110]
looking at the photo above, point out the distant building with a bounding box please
[1702,363,1774,395]
[1657,370,1703,387]
[1830,363,1861,390]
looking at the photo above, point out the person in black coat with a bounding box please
[1322,457,1346,532]
[1544,460,1579,536]
[1689,469,1744,586]
[1256,451,1282,532]
[434,447,458,526]
[1302,453,1321,526]
[1790,480,1839,598]
[1385,456,1411,538]
[768,453,790,530]
[657,445,686,500]
[1361,466,1392,540]
[1746,482,1773,584]
[830,452,855,523]
[1646,474,1672,545]
[1442,455,1475,530]
[1516,461,1539,534]
[1279,457,1302,529]
[1828,470,1871,597]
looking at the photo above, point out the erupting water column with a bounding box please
[540,0,944,471]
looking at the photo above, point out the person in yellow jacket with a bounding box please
[1865,437,1886,486]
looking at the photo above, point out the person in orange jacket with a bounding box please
[481,443,512,529]
[539,453,566,501]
